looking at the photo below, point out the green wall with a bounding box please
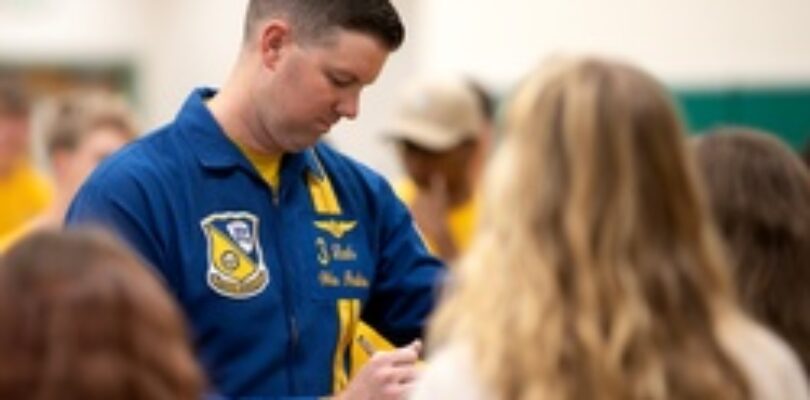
[673,86,810,150]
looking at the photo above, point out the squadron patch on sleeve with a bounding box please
[201,212,269,299]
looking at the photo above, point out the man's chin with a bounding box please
[314,120,334,134]
[284,135,322,153]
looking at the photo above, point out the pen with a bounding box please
[357,334,376,356]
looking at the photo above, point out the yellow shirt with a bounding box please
[0,162,53,241]
[236,143,343,216]
[393,178,477,256]
[235,143,282,189]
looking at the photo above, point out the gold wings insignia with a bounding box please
[314,220,358,239]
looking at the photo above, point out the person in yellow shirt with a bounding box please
[386,76,486,262]
[0,79,53,242]
[0,90,136,251]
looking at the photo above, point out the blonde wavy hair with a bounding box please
[428,57,750,400]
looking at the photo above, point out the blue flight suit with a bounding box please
[66,88,443,399]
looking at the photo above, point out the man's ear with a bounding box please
[258,20,291,70]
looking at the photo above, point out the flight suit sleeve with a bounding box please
[361,180,446,346]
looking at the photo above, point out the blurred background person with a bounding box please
[386,76,487,262]
[466,78,497,136]
[411,57,808,400]
[465,78,498,184]
[0,79,53,241]
[695,127,810,377]
[0,229,205,399]
[0,90,136,251]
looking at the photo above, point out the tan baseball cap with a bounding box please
[386,76,484,152]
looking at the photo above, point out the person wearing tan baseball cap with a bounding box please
[386,76,487,262]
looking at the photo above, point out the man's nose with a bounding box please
[335,92,359,120]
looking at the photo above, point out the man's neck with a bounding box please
[207,63,284,157]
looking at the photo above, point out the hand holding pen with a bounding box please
[335,339,423,400]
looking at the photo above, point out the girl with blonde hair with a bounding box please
[411,57,808,400]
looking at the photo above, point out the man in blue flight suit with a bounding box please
[66,0,444,398]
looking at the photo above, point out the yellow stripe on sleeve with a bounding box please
[332,299,360,393]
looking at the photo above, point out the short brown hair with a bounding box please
[243,0,404,50]
[0,229,205,399]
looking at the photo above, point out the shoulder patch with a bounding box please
[201,212,269,299]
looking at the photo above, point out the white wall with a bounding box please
[0,0,144,62]
[417,0,810,88]
[138,0,244,126]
